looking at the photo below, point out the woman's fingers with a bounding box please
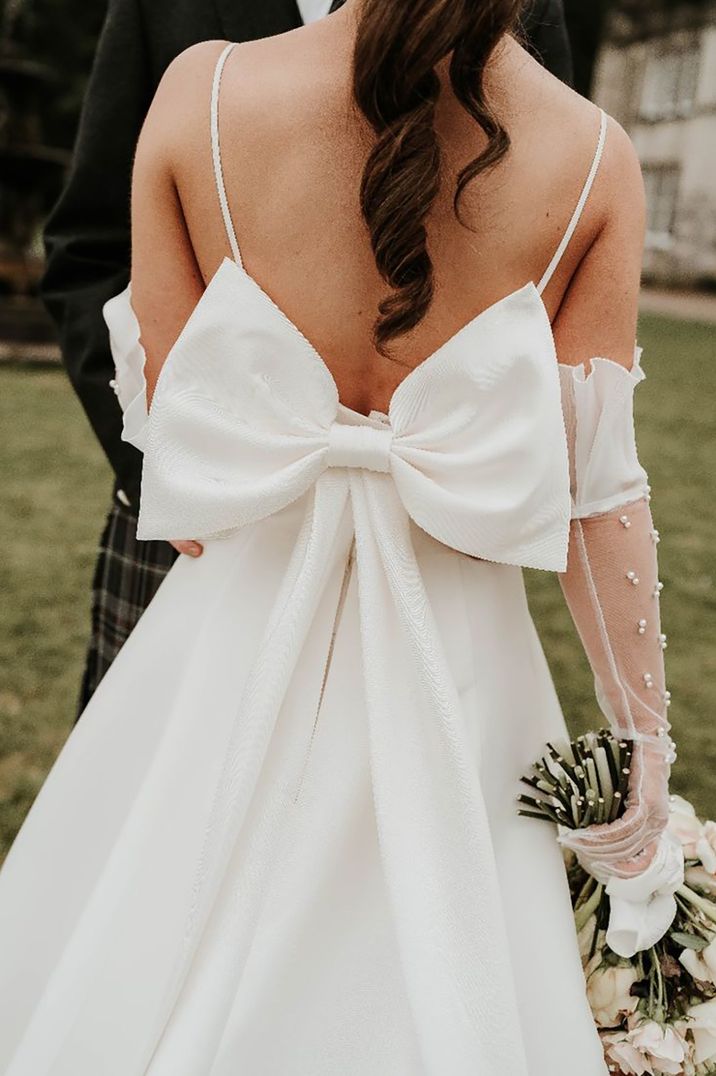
[611,838,662,877]
[170,540,204,557]
[566,805,666,870]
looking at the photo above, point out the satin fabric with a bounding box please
[0,257,612,1075]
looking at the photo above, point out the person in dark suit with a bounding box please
[41,0,573,716]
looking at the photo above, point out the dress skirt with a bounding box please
[0,494,607,1075]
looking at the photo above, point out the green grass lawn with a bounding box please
[0,312,714,862]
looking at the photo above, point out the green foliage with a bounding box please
[0,362,110,860]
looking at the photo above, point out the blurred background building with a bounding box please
[593,0,716,286]
[0,0,713,357]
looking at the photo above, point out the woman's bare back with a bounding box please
[131,7,645,415]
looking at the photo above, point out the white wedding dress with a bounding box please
[0,48,668,1076]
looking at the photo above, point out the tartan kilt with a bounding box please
[76,490,178,719]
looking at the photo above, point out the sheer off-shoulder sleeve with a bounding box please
[556,347,675,879]
[104,285,149,453]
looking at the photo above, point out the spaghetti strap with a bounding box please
[536,107,608,296]
[210,42,243,267]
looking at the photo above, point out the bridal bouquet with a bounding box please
[520,732,716,1075]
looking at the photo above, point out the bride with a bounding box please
[0,1,675,1073]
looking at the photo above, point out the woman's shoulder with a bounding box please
[503,38,644,229]
[153,39,232,107]
[147,31,336,152]
[136,40,230,157]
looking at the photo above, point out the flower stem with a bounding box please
[678,885,716,924]
[575,882,604,933]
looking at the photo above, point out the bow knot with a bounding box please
[325,421,393,473]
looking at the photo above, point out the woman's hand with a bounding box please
[170,540,203,557]
[561,742,671,881]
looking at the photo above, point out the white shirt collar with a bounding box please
[296,0,334,23]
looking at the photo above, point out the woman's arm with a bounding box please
[550,120,674,878]
[128,43,228,553]
[129,43,228,405]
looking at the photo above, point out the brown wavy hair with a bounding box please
[353,0,522,354]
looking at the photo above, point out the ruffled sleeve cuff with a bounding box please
[103,285,149,453]
[558,345,650,519]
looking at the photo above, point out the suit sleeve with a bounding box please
[41,0,154,508]
[522,0,574,87]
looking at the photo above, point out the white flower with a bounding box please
[668,796,704,860]
[698,821,716,875]
[626,1020,689,1075]
[686,996,716,1065]
[587,962,639,1028]
[577,917,598,961]
[602,1029,654,1074]
[685,865,716,895]
[679,937,716,986]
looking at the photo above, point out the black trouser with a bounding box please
[76,487,178,719]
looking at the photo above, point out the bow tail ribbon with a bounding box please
[349,472,529,1076]
[142,471,353,1068]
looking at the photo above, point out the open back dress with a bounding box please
[0,43,667,1076]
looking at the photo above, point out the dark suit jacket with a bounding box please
[41,0,572,509]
